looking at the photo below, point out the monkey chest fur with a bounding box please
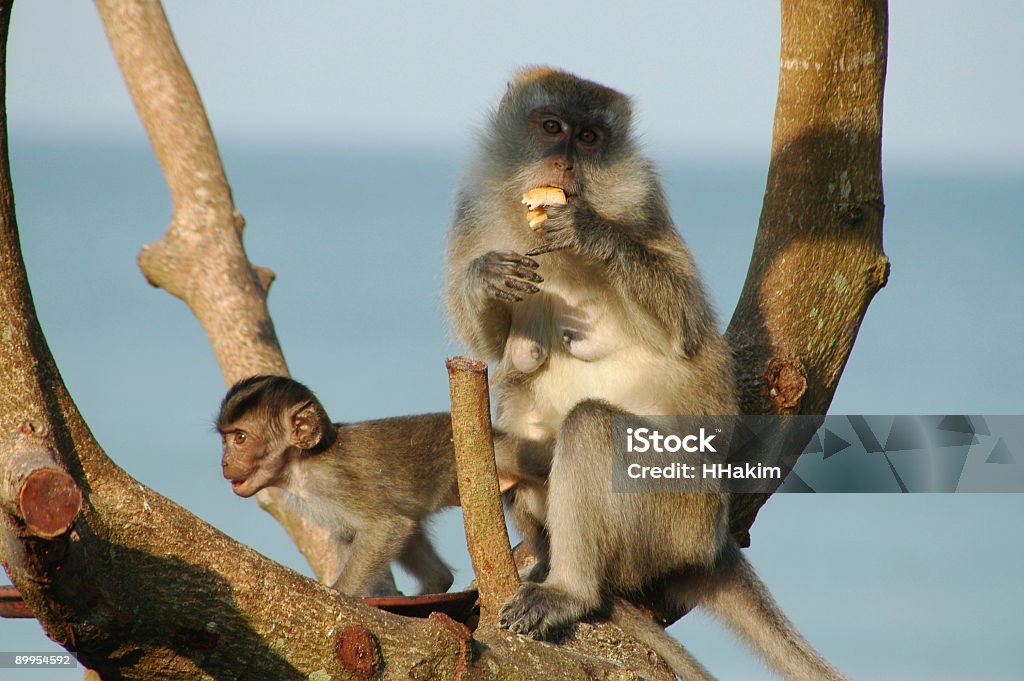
[498,256,692,441]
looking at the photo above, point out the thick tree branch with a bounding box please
[91,0,341,583]
[726,0,889,544]
[94,0,283,384]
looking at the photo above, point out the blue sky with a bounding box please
[7,1,1023,169]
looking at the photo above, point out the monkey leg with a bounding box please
[369,571,401,597]
[396,526,454,596]
[332,518,417,597]
[501,400,618,638]
[508,482,551,582]
[329,535,401,597]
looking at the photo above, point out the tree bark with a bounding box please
[445,358,519,624]
[726,0,888,545]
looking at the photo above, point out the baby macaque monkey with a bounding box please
[445,67,848,680]
[217,375,459,597]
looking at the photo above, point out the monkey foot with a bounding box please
[498,582,592,639]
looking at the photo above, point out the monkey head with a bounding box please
[215,375,336,498]
[485,66,637,202]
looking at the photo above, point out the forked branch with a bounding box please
[92,0,340,582]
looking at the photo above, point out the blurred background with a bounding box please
[2,2,1022,679]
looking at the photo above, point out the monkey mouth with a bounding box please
[550,183,579,199]
[537,182,578,200]
[229,476,253,496]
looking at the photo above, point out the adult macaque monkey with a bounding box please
[217,375,472,597]
[445,67,847,680]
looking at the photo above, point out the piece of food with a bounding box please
[521,186,567,232]
[526,208,548,230]
[522,186,567,211]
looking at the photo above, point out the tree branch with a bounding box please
[445,357,519,624]
[91,0,341,583]
[726,0,889,544]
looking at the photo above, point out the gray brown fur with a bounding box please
[445,67,847,680]
[217,375,457,597]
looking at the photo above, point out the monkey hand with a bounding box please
[525,203,582,256]
[499,582,591,639]
[471,250,544,303]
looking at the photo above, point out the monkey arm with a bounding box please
[445,265,511,360]
[446,216,544,359]
[533,201,718,358]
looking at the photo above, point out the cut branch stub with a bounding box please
[428,612,472,680]
[0,585,32,618]
[445,356,519,624]
[766,357,808,412]
[334,624,380,680]
[1,422,82,538]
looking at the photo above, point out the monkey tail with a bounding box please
[697,547,850,681]
[610,599,717,681]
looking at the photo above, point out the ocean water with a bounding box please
[2,138,1022,680]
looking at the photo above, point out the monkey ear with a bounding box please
[288,402,325,451]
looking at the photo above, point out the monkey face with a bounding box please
[220,423,289,498]
[488,68,634,200]
[526,108,610,195]
[215,375,335,498]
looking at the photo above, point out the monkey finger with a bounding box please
[504,278,540,295]
[525,226,575,256]
[499,601,540,635]
[485,283,523,303]
[544,203,571,216]
[499,263,543,283]
[526,242,569,256]
[492,251,540,269]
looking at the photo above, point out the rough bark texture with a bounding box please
[91,0,342,583]
[726,0,888,545]
[445,358,520,624]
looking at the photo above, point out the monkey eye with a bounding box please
[542,119,562,135]
[578,129,598,144]
[233,431,248,446]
